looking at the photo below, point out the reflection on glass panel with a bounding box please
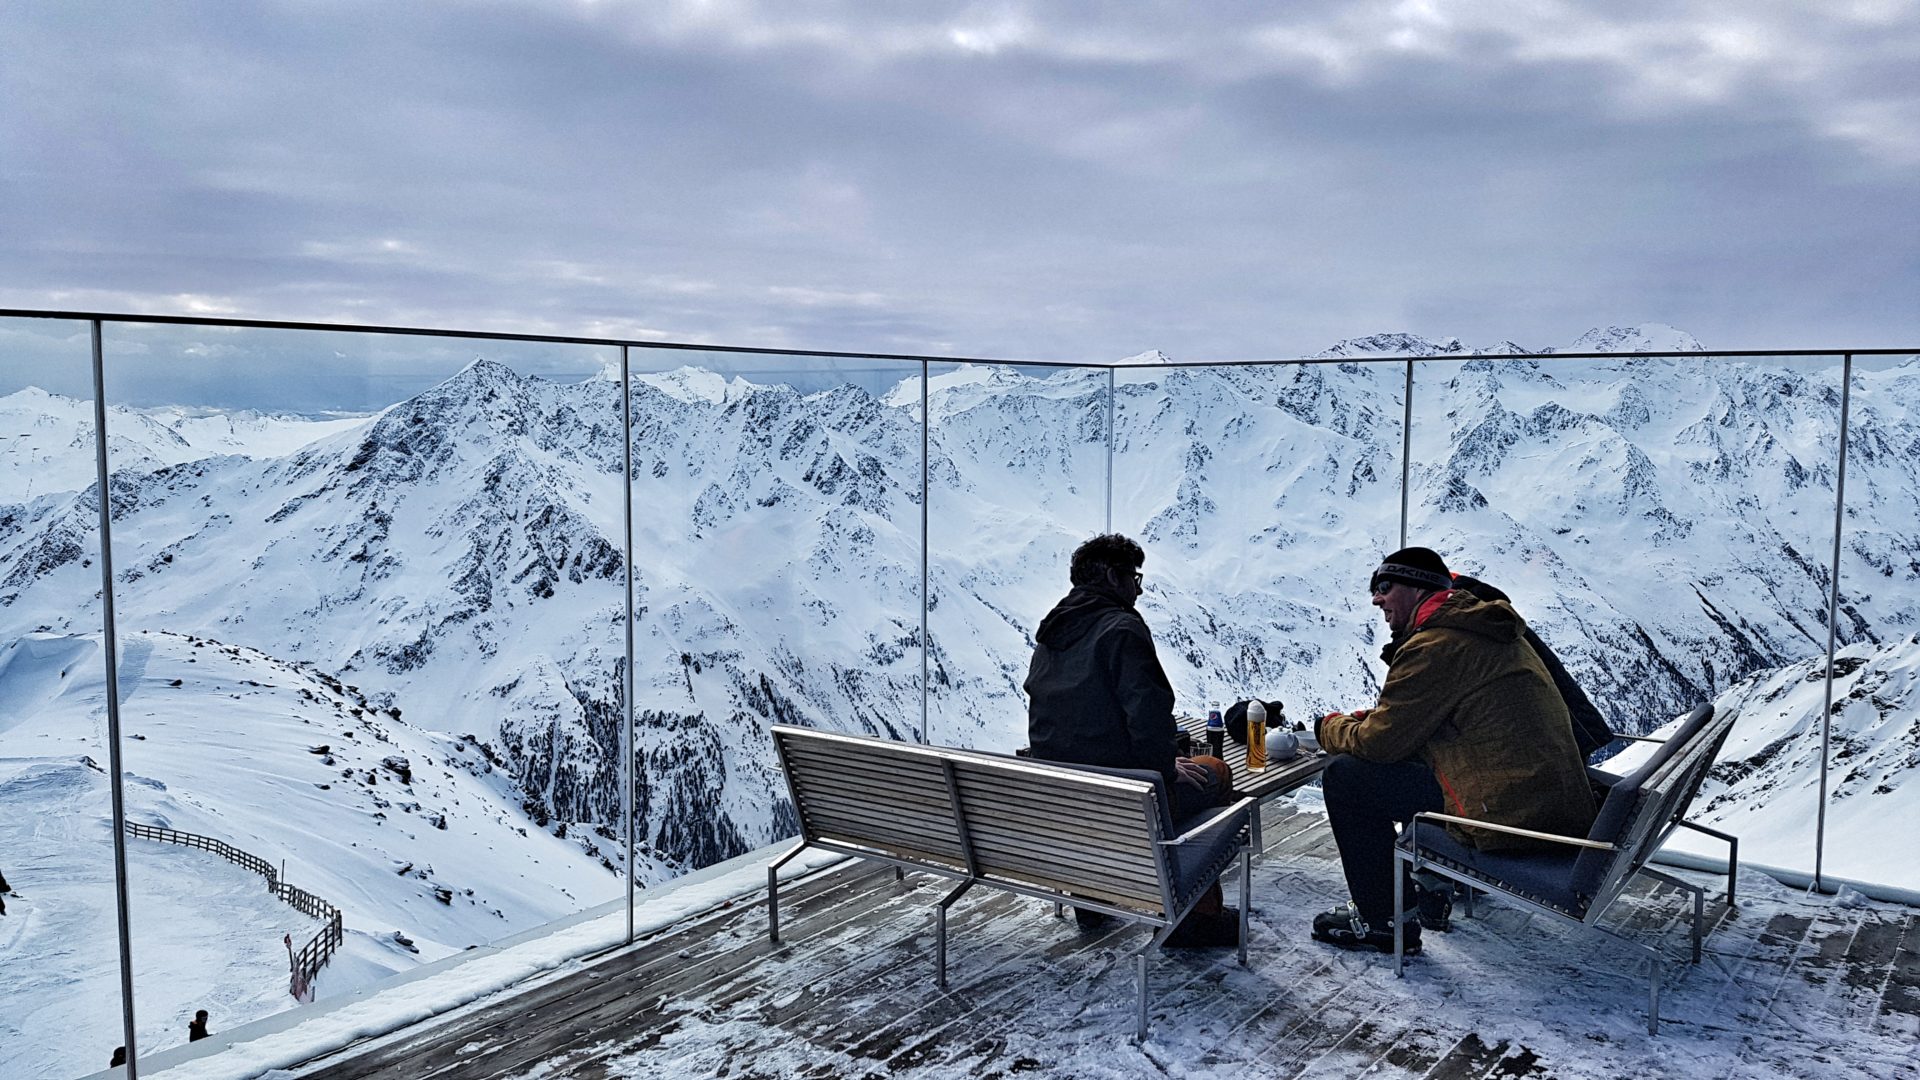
[0,317,125,1078]
[1822,352,1920,890]
[1406,352,1849,878]
[925,361,1110,753]
[94,323,627,1057]
[1112,359,1407,732]
[623,347,926,869]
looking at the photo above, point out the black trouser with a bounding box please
[1322,754,1445,927]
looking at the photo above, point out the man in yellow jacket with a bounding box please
[1313,547,1596,954]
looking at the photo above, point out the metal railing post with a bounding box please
[1399,359,1413,548]
[92,320,141,1077]
[1815,353,1853,893]
[620,345,637,941]
[921,360,930,745]
[1105,368,1116,533]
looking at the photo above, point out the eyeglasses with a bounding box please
[1132,571,1144,587]
[1369,579,1395,596]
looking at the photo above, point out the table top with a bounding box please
[1177,714,1328,802]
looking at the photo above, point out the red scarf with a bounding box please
[1412,589,1452,630]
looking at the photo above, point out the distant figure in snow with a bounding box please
[110,1046,127,1067]
[189,1008,210,1041]
[0,867,10,915]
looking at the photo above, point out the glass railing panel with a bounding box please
[1405,352,1845,878]
[94,322,627,1054]
[0,316,125,1079]
[623,346,926,869]
[1112,358,1408,734]
[924,361,1110,753]
[1822,351,1920,890]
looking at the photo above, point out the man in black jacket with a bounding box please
[1025,533,1237,945]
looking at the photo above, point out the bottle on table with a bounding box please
[1246,698,1268,772]
[1205,700,1225,758]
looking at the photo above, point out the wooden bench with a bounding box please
[767,724,1256,1040]
[1393,702,1739,1033]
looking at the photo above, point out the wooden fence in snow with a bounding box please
[124,821,345,1001]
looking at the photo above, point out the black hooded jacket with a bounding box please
[1024,582,1178,783]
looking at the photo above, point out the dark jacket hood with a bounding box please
[1382,590,1524,663]
[1423,590,1525,643]
[1035,582,1134,650]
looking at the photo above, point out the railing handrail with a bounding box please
[1,307,1912,369]
[125,822,345,998]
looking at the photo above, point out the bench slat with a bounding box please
[961,816,1161,866]
[799,807,968,856]
[791,778,955,817]
[950,770,1157,812]
[941,803,1163,850]
[967,847,1164,902]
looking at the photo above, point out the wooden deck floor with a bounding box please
[299,807,1920,1080]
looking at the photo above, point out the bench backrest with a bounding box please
[773,725,1175,916]
[1572,702,1735,909]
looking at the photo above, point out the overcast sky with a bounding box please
[2,1,1916,409]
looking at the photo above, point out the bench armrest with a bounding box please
[1159,797,1255,847]
[1409,811,1617,851]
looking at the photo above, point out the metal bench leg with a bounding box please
[934,879,974,989]
[1678,820,1739,909]
[1393,859,1406,978]
[1238,846,1251,968]
[1643,867,1706,965]
[1129,920,1185,1043]
[1647,956,1662,1035]
[1135,951,1150,1042]
[1692,883,1704,963]
[766,840,809,945]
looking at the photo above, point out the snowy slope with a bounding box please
[1611,634,1920,885]
[0,630,627,1079]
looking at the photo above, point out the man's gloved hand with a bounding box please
[1316,709,1370,743]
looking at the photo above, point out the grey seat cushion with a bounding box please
[1409,821,1588,917]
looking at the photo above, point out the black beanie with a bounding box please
[1370,546,1452,594]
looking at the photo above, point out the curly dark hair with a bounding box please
[1069,533,1145,586]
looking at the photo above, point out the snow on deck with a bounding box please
[253,805,1920,1080]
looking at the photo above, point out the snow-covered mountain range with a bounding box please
[1,324,1915,1076]
[0,386,369,504]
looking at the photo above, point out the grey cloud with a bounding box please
[0,0,1914,412]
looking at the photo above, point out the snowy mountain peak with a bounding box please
[1474,341,1535,356]
[1118,350,1176,365]
[635,366,758,405]
[1565,324,1704,354]
[1314,332,1466,358]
